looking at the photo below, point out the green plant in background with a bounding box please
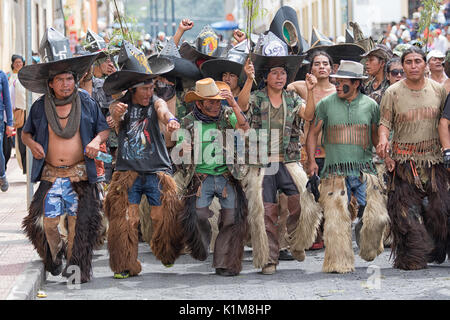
[242,0,266,50]
[418,0,441,53]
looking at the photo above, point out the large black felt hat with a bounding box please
[148,39,202,81]
[269,6,304,54]
[18,27,100,94]
[179,25,228,66]
[306,27,334,55]
[103,41,174,95]
[325,43,365,64]
[200,41,248,81]
[250,52,306,85]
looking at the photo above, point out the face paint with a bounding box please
[342,84,350,94]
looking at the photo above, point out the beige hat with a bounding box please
[426,50,445,62]
[184,78,231,102]
[330,60,368,79]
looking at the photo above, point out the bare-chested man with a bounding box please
[21,70,110,283]
[287,51,336,250]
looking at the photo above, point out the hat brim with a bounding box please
[103,56,174,95]
[200,59,245,81]
[329,73,368,79]
[250,52,307,85]
[179,42,226,64]
[325,43,365,63]
[184,81,230,103]
[18,53,100,94]
[148,54,202,80]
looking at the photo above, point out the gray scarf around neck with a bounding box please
[44,87,81,139]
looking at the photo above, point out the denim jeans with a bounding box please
[0,117,5,177]
[128,173,162,206]
[345,175,367,206]
[196,174,236,209]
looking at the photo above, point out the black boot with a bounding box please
[355,205,365,248]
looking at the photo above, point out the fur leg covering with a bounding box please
[241,167,269,268]
[277,194,290,250]
[208,198,221,253]
[387,166,433,270]
[22,181,55,274]
[359,173,390,261]
[139,195,153,245]
[212,181,248,274]
[104,171,142,275]
[65,181,102,283]
[285,162,323,253]
[149,172,184,265]
[179,178,210,261]
[422,165,449,264]
[320,176,355,273]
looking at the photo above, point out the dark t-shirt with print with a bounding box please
[115,95,172,173]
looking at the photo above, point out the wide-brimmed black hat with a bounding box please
[250,52,306,85]
[200,41,248,81]
[103,41,174,95]
[345,29,354,43]
[269,6,304,54]
[306,27,334,55]
[84,28,120,63]
[326,43,365,64]
[179,25,228,66]
[18,27,99,94]
[349,21,375,53]
[148,39,202,81]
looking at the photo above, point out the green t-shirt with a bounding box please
[315,92,380,178]
[178,113,237,175]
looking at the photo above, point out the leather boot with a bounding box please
[355,205,365,248]
[196,207,214,256]
[264,202,279,264]
[213,208,240,275]
[43,217,64,276]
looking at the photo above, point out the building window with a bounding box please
[322,0,329,35]
[312,1,319,28]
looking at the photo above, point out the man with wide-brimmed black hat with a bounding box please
[307,60,389,274]
[237,35,322,275]
[20,28,110,283]
[103,41,184,279]
[201,41,248,104]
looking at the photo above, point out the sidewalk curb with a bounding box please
[6,255,47,300]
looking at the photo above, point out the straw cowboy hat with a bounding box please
[329,60,368,79]
[184,78,230,103]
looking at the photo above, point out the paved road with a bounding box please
[39,240,450,300]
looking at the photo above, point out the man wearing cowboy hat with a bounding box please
[307,60,389,273]
[103,41,183,279]
[20,28,110,283]
[238,48,322,276]
[168,77,249,276]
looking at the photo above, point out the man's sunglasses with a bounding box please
[389,69,404,76]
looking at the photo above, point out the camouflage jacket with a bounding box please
[363,77,390,105]
[246,88,304,165]
[173,107,247,193]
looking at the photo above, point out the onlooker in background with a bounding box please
[8,54,27,174]
[432,29,448,55]
[400,25,411,43]
[427,49,447,84]
[386,57,405,85]
[411,12,421,40]
[0,69,14,192]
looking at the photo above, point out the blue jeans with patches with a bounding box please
[44,178,79,218]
